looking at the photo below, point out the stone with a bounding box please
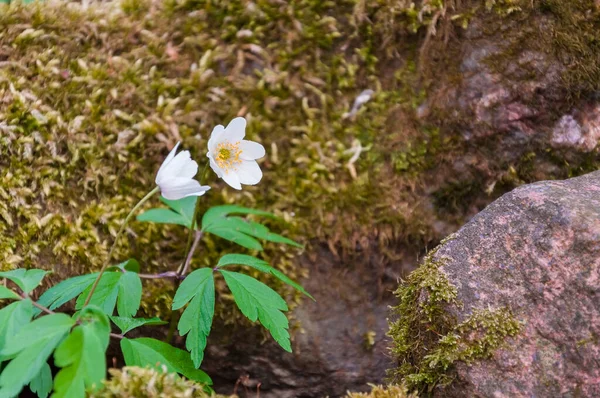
[395,171,600,397]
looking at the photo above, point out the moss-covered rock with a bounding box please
[388,238,519,393]
[345,383,417,398]
[89,366,232,397]
[389,172,600,396]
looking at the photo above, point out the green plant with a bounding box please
[0,121,311,397]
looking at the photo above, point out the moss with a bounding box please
[89,366,232,397]
[388,238,522,394]
[345,383,418,398]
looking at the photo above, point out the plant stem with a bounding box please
[166,161,210,343]
[84,186,159,307]
[180,231,203,276]
[138,271,180,279]
[177,161,210,275]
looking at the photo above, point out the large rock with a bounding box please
[390,172,600,397]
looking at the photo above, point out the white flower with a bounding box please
[207,117,265,190]
[155,142,211,200]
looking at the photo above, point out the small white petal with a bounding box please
[208,124,225,153]
[156,142,181,183]
[178,158,199,179]
[207,154,224,177]
[222,117,246,142]
[222,171,242,190]
[158,150,193,183]
[160,178,211,200]
[237,160,262,185]
[239,140,265,160]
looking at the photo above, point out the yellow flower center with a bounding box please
[215,141,242,172]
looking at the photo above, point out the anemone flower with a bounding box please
[207,117,265,190]
[155,142,211,200]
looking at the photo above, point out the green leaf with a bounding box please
[137,209,189,227]
[0,286,19,301]
[0,313,74,398]
[0,269,50,294]
[228,218,303,248]
[202,205,302,250]
[117,271,142,318]
[0,300,33,356]
[216,254,314,300]
[121,338,212,385]
[137,196,197,228]
[202,205,275,230]
[75,271,121,315]
[220,270,291,352]
[35,273,98,315]
[172,268,214,368]
[109,258,140,273]
[53,307,110,397]
[207,228,263,250]
[29,363,52,398]
[109,316,167,335]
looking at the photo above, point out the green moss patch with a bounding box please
[90,366,230,397]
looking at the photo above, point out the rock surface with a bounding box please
[423,172,600,397]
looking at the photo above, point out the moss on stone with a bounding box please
[89,366,232,398]
[387,238,522,394]
[345,383,417,398]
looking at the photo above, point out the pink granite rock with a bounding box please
[398,172,600,397]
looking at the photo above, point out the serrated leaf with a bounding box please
[137,196,197,228]
[220,271,291,352]
[172,268,214,368]
[202,205,275,230]
[53,307,110,397]
[109,316,167,335]
[0,300,33,355]
[0,286,19,300]
[229,218,303,248]
[137,209,190,227]
[117,272,142,318]
[160,196,197,220]
[109,258,140,273]
[0,269,50,294]
[35,273,98,316]
[216,254,314,300]
[207,228,263,250]
[0,313,74,398]
[75,272,121,315]
[202,206,301,250]
[121,338,212,385]
[29,362,52,398]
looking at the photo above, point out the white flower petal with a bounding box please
[160,178,211,200]
[237,160,262,185]
[222,117,246,142]
[178,158,199,179]
[159,150,192,182]
[221,171,242,190]
[208,124,225,153]
[208,155,224,178]
[156,141,181,183]
[239,140,265,160]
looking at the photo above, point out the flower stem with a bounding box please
[176,161,210,275]
[167,161,210,343]
[84,186,159,307]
